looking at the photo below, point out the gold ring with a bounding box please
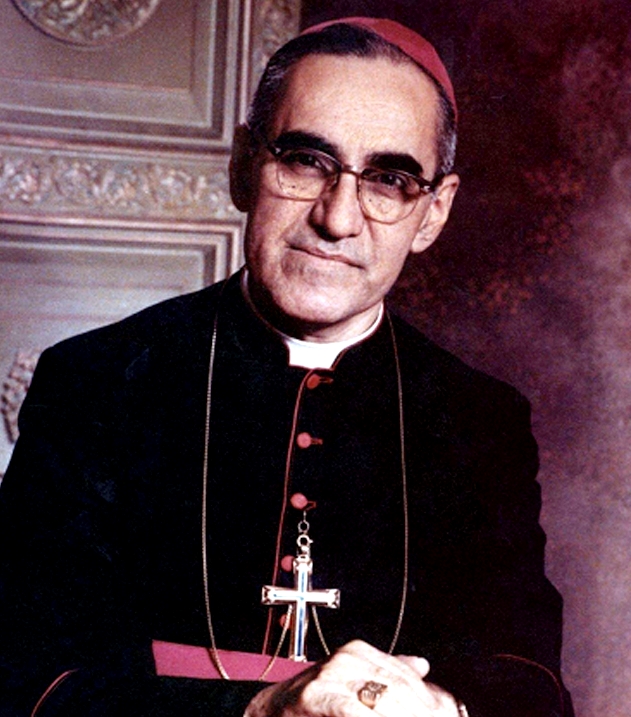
[357,681,388,709]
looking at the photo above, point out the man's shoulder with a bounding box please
[48,281,225,365]
[389,311,529,416]
[26,281,228,411]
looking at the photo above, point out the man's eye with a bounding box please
[379,172,405,188]
[281,150,330,174]
[365,169,415,195]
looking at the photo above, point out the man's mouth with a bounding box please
[290,244,361,268]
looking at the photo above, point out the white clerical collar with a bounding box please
[241,270,384,369]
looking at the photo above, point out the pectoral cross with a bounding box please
[262,519,340,662]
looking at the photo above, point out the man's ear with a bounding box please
[229,124,256,212]
[411,173,460,254]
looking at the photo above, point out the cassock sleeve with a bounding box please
[413,379,574,717]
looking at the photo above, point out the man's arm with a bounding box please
[0,345,267,717]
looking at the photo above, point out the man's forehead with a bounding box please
[300,17,456,119]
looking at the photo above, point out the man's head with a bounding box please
[230,19,460,341]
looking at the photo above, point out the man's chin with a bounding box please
[274,296,382,342]
[247,273,368,338]
[267,281,348,319]
[260,295,350,337]
[282,305,348,332]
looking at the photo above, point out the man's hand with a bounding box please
[245,640,461,716]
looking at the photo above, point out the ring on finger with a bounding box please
[357,681,388,709]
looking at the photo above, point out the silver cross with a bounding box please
[262,531,340,661]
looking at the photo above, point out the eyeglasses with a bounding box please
[263,141,442,225]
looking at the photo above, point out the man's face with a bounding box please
[235,53,459,340]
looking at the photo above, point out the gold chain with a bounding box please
[201,296,292,681]
[386,311,409,654]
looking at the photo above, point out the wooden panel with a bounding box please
[0,0,240,149]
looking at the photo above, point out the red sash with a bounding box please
[152,640,313,682]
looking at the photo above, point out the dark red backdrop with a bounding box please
[302,2,631,714]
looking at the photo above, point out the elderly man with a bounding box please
[0,17,571,717]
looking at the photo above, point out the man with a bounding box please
[0,18,572,717]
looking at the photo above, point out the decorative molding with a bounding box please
[0,1,303,222]
[251,0,301,91]
[12,0,163,46]
[0,146,242,222]
[2,349,40,444]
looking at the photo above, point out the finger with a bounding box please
[396,655,430,679]
[300,680,380,717]
[376,680,461,717]
[354,677,437,717]
[329,642,442,712]
[373,691,437,717]
[336,641,429,694]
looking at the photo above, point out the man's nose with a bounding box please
[310,173,365,240]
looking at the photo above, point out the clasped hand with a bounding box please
[245,640,460,717]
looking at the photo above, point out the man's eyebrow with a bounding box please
[272,131,426,177]
[367,152,425,178]
[273,130,340,157]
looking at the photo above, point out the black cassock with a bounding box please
[0,272,572,716]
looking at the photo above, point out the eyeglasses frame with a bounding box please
[259,136,444,225]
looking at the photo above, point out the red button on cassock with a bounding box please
[306,374,321,389]
[297,432,323,448]
[290,493,309,510]
[306,373,333,389]
[281,555,294,572]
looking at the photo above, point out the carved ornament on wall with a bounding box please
[252,0,301,87]
[0,148,241,222]
[2,350,41,444]
[12,0,163,46]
